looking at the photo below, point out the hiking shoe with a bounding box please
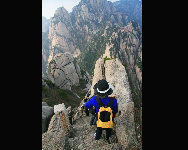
[94,133,96,139]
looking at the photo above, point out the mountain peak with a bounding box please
[54,7,69,17]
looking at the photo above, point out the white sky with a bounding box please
[42,0,120,19]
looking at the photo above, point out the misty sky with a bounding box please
[42,0,120,19]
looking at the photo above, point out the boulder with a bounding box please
[46,52,81,90]
[42,103,72,150]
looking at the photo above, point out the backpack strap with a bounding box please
[96,96,115,108]
[107,97,115,108]
[95,96,105,107]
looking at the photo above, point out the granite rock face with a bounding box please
[89,56,137,149]
[46,52,81,90]
[42,103,72,150]
[47,0,129,63]
[49,7,75,56]
[90,57,105,96]
[90,57,132,108]
[105,59,132,109]
[116,102,137,149]
[42,102,121,150]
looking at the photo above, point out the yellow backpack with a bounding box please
[96,96,115,128]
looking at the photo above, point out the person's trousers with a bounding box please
[90,114,97,125]
[84,109,89,116]
[95,127,112,140]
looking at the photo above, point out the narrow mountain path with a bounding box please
[42,109,122,150]
[68,114,121,150]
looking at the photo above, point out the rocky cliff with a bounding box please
[45,0,142,105]
[48,7,76,57]
[42,0,142,148]
[114,0,142,27]
[89,56,137,148]
[90,57,132,107]
[42,103,72,150]
[42,56,139,148]
[46,52,82,90]
[47,0,129,62]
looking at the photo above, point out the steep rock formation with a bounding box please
[89,56,137,149]
[43,0,142,147]
[46,52,81,90]
[42,103,72,150]
[47,0,129,64]
[116,102,137,149]
[48,7,75,56]
[90,57,132,107]
[105,59,132,108]
[114,0,142,27]
[109,21,142,91]
[43,102,121,149]
[108,22,142,141]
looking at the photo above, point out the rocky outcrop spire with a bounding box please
[90,56,137,148]
[90,57,131,108]
[48,6,75,56]
[42,103,72,150]
[46,52,82,90]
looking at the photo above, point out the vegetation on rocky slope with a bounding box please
[78,29,109,75]
[42,79,87,108]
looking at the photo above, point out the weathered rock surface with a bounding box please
[42,102,54,133]
[49,7,75,56]
[111,21,142,92]
[42,102,48,106]
[90,57,132,108]
[114,0,142,27]
[89,56,137,149]
[105,58,132,109]
[47,0,129,64]
[46,52,81,90]
[116,102,137,149]
[90,57,105,96]
[43,102,121,149]
[42,103,72,150]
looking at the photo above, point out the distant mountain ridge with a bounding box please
[114,0,142,27]
[45,0,142,103]
[42,16,50,32]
